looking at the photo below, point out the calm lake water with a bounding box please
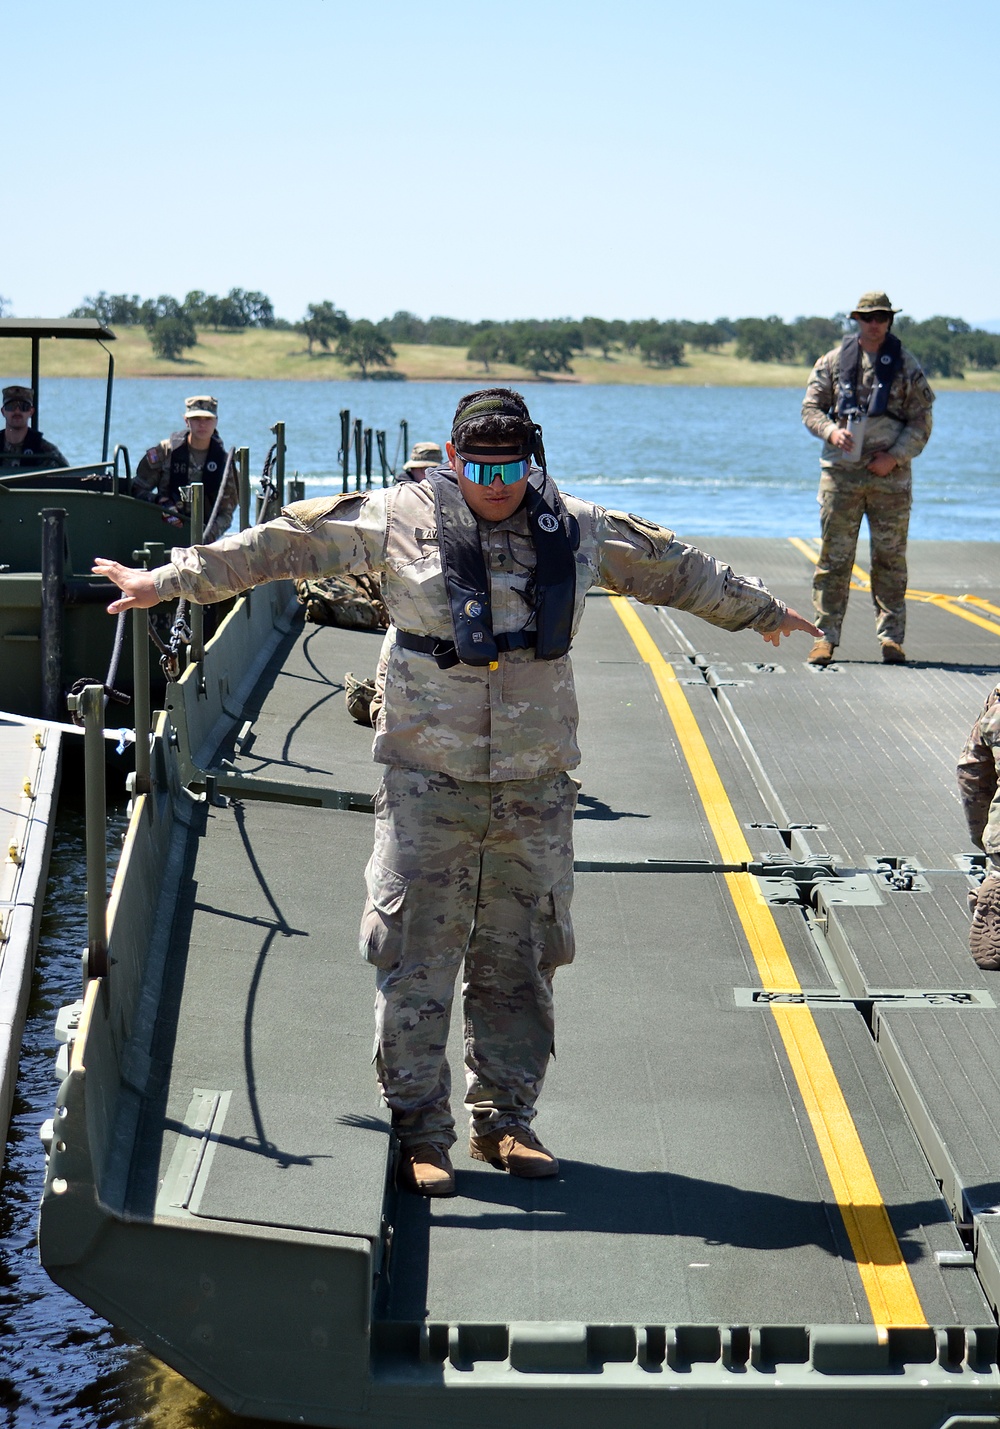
[12,376,1000,539]
[2,378,999,1425]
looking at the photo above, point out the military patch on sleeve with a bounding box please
[605,509,675,556]
[284,491,367,530]
[916,375,935,405]
[146,447,161,465]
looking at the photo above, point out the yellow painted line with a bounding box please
[788,537,1000,637]
[610,595,926,1327]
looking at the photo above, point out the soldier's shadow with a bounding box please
[574,793,649,822]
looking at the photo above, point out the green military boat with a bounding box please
[0,318,192,719]
[35,534,1000,1427]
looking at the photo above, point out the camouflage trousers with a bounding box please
[359,765,578,1149]
[813,467,912,646]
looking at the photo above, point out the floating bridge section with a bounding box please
[37,539,1000,1427]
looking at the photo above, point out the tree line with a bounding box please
[67,291,1000,379]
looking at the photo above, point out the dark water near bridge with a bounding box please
[1,379,999,1424]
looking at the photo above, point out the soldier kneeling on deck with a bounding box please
[958,684,1000,970]
[93,387,819,1196]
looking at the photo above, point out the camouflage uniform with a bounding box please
[0,431,68,471]
[802,344,934,646]
[152,472,790,1146]
[957,685,1000,968]
[133,434,238,542]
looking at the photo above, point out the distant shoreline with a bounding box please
[0,328,995,392]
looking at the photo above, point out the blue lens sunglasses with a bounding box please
[460,456,530,486]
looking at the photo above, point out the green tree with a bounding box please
[734,316,795,363]
[298,301,350,355]
[790,316,844,366]
[637,326,684,367]
[336,320,396,377]
[467,328,504,373]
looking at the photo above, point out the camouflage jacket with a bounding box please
[133,433,237,541]
[802,343,934,474]
[957,683,1000,868]
[0,431,68,472]
[151,474,789,781]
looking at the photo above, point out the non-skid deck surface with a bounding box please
[133,538,1000,1333]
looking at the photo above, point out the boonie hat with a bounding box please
[402,441,443,471]
[184,394,218,419]
[850,291,902,318]
[2,384,34,406]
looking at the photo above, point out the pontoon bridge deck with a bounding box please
[39,537,1000,1427]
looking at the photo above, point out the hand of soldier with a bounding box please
[866,451,898,477]
[760,608,823,647]
[969,873,1000,971]
[92,558,161,613]
[829,427,853,453]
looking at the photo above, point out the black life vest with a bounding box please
[3,428,54,459]
[424,468,580,667]
[837,332,903,418]
[166,430,229,506]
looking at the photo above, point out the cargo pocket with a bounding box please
[359,856,409,969]
[541,870,576,970]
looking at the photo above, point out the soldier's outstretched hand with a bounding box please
[92,558,161,613]
[761,608,823,647]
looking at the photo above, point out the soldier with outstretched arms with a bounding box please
[95,388,819,1197]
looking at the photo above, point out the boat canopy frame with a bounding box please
[0,318,116,461]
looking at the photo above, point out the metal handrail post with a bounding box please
[132,605,151,795]
[376,429,389,485]
[65,683,108,981]
[364,427,373,488]
[339,409,350,493]
[189,482,205,665]
[352,419,362,492]
[238,447,250,529]
[271,421,286,507]
[40,507,67,724]
[400,418,409,468]
[102,349,115,461]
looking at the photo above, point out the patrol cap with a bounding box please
[184,394,218,419]
[2,384,34,406]
[402,441,443,471]
[850,291,902,318]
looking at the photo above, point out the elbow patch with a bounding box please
[284,492,367,531]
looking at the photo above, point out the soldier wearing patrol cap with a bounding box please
[0,384,68,471]
[94,387,820,1197]
[132,394,237,541]
[802,292,934,667]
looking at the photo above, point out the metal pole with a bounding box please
[352,419,362,492]
[271,421,286,507]
[376,429,389,485]
[363,427,373,488]
[189,483,204,665]
[238,447,250,529]
[40,508,66,723]
[132,606,151,796]
[339,409,350,493]
[65,683,108,981]
[31,337,39,430]
[102,350,115,462]
[400,418,409,467]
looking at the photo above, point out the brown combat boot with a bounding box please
[806,639,836,667]
[398,1143,455,1196]
[880,640,906,665]
[469,1125,559,1178]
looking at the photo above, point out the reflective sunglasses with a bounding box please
[460,455,529,486]
[2,400,32,413]
[857,313,890,324]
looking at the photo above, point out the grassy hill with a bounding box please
[0,327,993,391]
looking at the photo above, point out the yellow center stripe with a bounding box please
[610,594,926,1327]
[788,536,1000,638]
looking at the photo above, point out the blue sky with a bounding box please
[9,0,998,325]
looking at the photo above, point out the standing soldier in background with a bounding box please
[802,292,934,667]
[133,394,237,541]
[94,388,819,1198]
[0,385,68,471]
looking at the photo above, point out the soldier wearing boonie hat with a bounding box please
[401,440,444,474]
[96,384,821,1198]
[132,393,237,539]
[802,291,935,667]
[1,383,69,472]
